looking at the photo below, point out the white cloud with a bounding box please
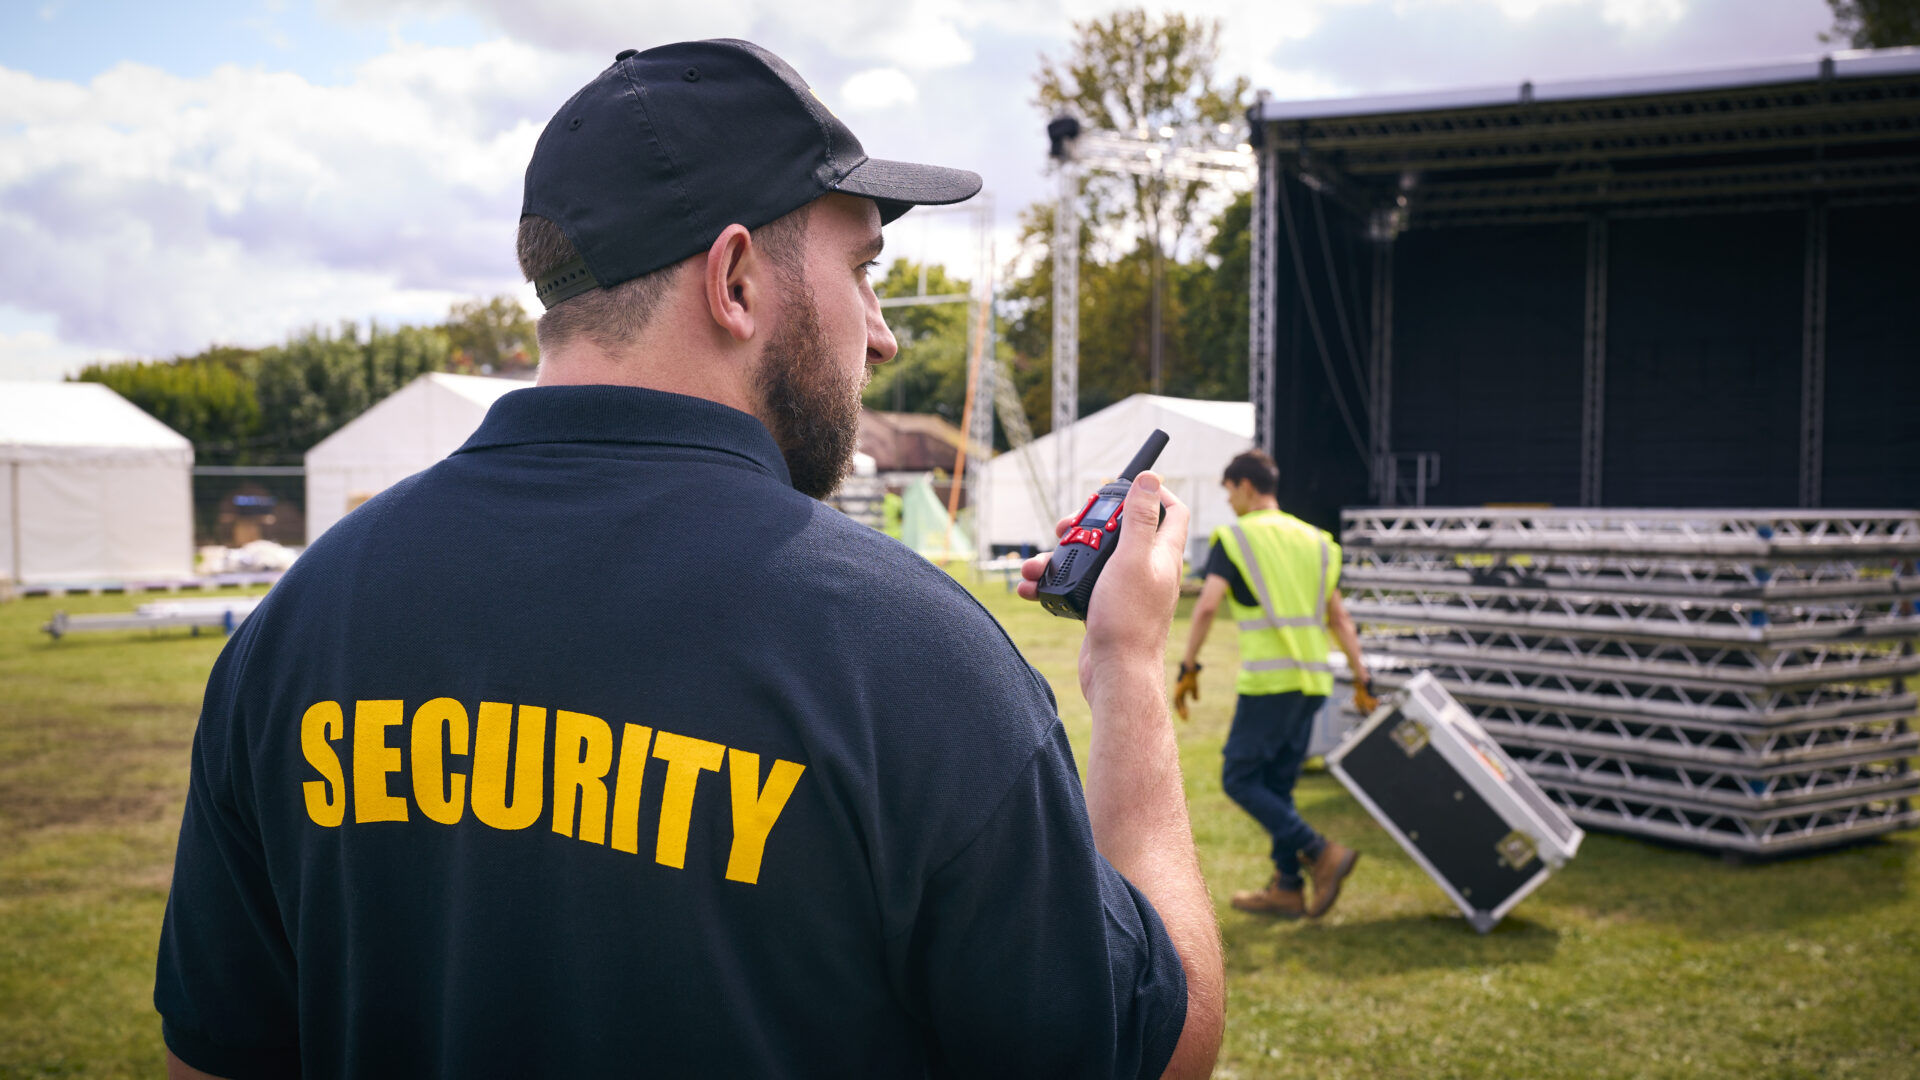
[1,0,1843,366]
[0,39,582,359]
[0,324,129,382]
[839,66,919,111]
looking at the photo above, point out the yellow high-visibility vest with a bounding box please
[1210,509,1340,696]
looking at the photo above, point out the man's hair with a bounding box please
[1223,449,1279,495]
[516,206,811,353]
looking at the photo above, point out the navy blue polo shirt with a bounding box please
[155,385,1187,1078]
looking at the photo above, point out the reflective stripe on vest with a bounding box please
[1229,521,1329,638]
[1244,656,1334,673]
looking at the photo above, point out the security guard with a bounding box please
[155,41,1222,1078]
[1174,450,1374,918]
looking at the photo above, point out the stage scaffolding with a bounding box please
[1339,506,1920,857]
[1247,50,1920,524]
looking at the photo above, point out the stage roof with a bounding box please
[1250,48,1920,228]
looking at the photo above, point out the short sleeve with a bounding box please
[1204,539,1256,609]
[154,631,302,1078]
[890,725,1188,1079]
[1324,531,1342,595]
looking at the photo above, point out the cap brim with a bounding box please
[835,158,983,224]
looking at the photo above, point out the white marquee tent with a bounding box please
[305,373,530,543]
[0,381,195,585]
[981,394,1255,569]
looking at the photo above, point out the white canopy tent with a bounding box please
[0,381,195,585]
[305,373,530,543]
[981,394,1254,569]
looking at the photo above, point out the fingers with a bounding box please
[1153,478,1191,558]
[1054,513,1074,540]
[1015,549,1052,601]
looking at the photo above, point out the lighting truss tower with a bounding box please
[1046,116,1256,515]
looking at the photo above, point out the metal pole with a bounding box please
[1580,216,1609,508]
[1369,235,1395,504]
[967,208,997,564]
[8,462,20,585]
[1052,160,1080,517]
[1800,202,1828,509]
[1249,138,1277,455]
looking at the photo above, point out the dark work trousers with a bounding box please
[1221,690,1328,890]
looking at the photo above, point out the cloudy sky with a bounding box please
[1,0,1841,380]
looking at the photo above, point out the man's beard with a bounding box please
[755,278,867,500]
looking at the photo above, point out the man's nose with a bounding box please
[866,294,898,365]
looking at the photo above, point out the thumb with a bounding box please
[1119,471,1165,547]
[1119,471,1189,561]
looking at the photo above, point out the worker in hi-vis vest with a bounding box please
[1174,449,1376,918]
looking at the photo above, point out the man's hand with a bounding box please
[1351,675,1378,715]
[1017,473,1190,698]
[1172,662,1201,721]
[1018,473,1223,1079]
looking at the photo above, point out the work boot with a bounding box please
[1229,876,1306,918]
[1305,841,1360,918]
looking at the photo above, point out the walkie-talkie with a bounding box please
[1037,430,1170,620]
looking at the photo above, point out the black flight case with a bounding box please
[1327,671,1584,932]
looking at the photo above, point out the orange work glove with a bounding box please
[1172,662,1202,721]
[1351,675,1379,715]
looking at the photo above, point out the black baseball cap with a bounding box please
[524,39,982,309]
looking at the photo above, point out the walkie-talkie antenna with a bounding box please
[1118,430,1170,482]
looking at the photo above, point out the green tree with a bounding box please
[77,319,454,467]
[444,296,539,375]
[1034,7,1250,395]
[1171,189,1251,401]
[1825,0,1920,46]
[75,347,262,465]
[248,321,451,463]
[999,186,1250,436]
[865,258,975,422]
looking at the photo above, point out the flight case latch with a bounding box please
[1496,830,1539,871]
[1391,718,1430,757]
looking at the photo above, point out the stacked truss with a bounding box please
[1340,508,1920,855]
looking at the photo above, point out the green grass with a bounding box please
[2,578,1917,1078]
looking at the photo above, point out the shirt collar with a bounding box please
[455,384,792,487]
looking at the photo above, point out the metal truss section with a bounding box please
[1363,628,1920,689]
[1067,127,1257,188]
[1050,162,1079,516]
[1403,156,1920,230]
[1540,782,1920,855]
[1266,76,1920,174]
[1800,201,1829,509]
[1345,588,1920,646]
[1463,702,1918,769]
[1341,504,1920,854]
[1342,508,1920,559]
[1249,141,1277,454]
[1347,551,1920,599]
[1502,742,1915,811]
[1363,662,1914,727]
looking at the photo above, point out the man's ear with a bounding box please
[704,224,759,343]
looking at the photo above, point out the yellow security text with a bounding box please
[295,698,807,885]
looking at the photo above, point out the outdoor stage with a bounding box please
[1246,49,1920,530]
